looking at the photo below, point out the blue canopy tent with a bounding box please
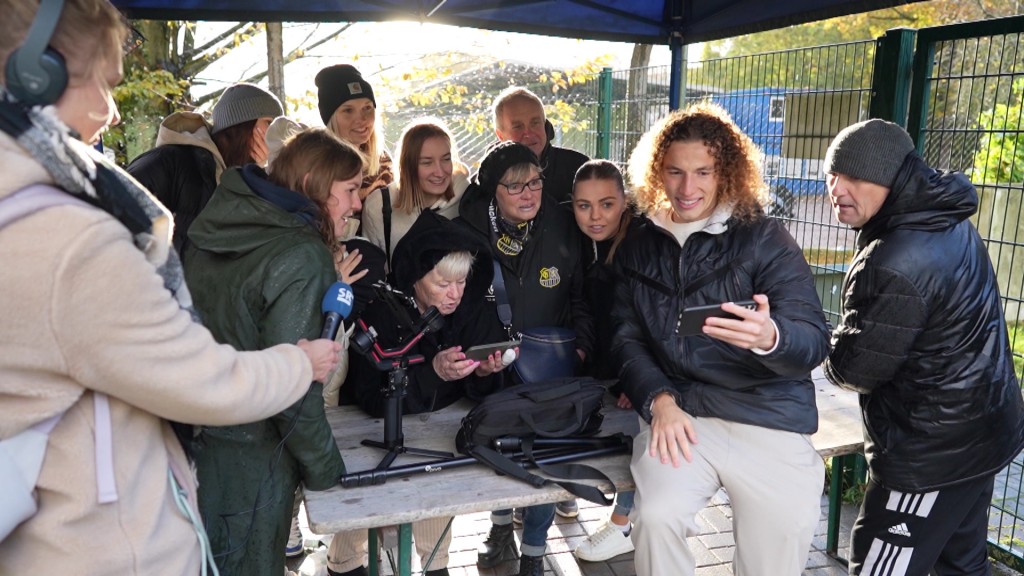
[111,0,924,108]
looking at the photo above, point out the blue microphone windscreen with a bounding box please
[321,281,354,317]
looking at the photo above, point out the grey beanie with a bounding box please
[211,83,284,134]
[824,119,916,187]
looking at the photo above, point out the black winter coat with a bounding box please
[537,140,589,206]
[459,189,595,359]
[349,211,506,417]
[824,154,1024,492]
[613,210,829,434]
[128,145,218,261]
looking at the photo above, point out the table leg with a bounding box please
[398,523,412,576]
[826,454,850,565]
[368,528,379,576]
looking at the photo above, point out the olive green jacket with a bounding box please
[185,167,345,576]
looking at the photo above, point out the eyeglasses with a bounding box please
[498,176,544,195]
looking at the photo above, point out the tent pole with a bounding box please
[669,33,686,110]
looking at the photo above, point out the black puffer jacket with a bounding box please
[824,154,1024,492]
[459,186,594,359]
[613,207,829,434]
[128,145,218,261]
[349,210,506,417]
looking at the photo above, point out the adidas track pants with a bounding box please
[849,474,994,576]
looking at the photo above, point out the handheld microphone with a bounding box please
[321,281,354,340]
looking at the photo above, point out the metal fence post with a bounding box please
[596,66,613,159]
[869,27,917,125]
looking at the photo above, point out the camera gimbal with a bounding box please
[350,283,451,470]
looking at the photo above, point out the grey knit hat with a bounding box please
[824,119,916,188]
[211,83,284,134]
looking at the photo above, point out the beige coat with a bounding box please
[360,165,470,260]
[0,131,314,575]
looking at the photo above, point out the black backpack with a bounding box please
[456,377,628,505]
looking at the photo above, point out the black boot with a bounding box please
[476,522,517,568]
[424,569,450,576]
[517,553,544,576]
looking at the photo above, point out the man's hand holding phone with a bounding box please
[700,294,776,350]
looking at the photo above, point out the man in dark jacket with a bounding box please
[614,103,830,576]
[491,86,588,206]
[823,119,1024,576]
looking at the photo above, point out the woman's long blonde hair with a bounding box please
[627,101,767,223]
[329,109,383,177]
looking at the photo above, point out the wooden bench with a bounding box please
[306,376,863,575]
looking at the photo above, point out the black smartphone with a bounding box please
[463,340,521,361]
[678,300,757,336]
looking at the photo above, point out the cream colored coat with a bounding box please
[360,165,470,261]
[0,131,314,575]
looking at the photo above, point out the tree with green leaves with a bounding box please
[972,78,1024,183]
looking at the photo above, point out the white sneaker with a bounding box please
[285,513,304,558]
[573,522,634,562]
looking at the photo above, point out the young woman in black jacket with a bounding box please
[569,160,641,562]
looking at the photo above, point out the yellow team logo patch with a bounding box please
[539,267,561,288]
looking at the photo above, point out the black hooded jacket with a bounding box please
[612,208,830,434]
[825,154,1024,492]
[348,210,506,417]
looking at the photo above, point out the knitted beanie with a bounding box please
[315,64,376,125]
[211,83,284,134]
[474,141,539,195]
[824,119,916,187]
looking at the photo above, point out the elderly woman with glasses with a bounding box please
[457,141,594,576]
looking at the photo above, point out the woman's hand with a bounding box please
[648,392,698,467]
[474,347,519,377]
[335,248,368,285]
[702,293,777,351]
[296,338,343,383]
[616,392,633,410]
[432,346,479,382]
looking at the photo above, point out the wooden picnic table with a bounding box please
[305,376,863,575]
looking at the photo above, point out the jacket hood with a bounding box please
[859,153,977,246]
[155,111,226,179]
[186,166,320,259]
[392,209,492,296]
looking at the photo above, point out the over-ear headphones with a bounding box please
[5,0,68,106]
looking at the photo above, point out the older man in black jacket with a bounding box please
[823,118,1024,576]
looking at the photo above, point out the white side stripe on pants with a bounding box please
[863,538,912,576]
[885,490,938,517]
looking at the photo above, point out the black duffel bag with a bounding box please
[456,377,628,505]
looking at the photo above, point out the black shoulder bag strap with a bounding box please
[681,245,753,300]
[381,186,393,268]
[491,259,514,337]
[467,437,626,506]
